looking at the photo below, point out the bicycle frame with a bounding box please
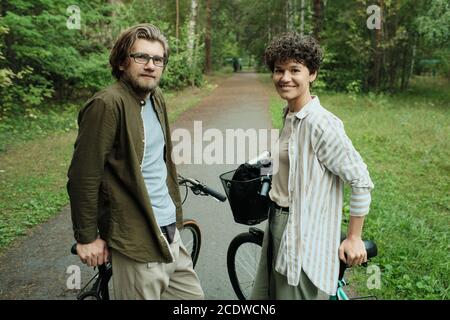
[330,278,377,300]
[329,279,350,300]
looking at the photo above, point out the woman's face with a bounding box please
[272,60,317,104]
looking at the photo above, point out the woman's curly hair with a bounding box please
[264,33,323,75]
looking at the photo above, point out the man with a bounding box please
[67,24,204,300]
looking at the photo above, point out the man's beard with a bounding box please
[123,73,159,97]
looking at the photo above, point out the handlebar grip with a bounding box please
[71,243,77,255]
[338,237,378,280]
[202,185,227,202]
[364,240,378,259]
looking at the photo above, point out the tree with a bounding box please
[205,0,212,74]
[371,0,383,91]
[312,0,323,41]
[300,0,306,36]
[187,0,198,86]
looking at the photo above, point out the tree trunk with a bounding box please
[300,0,305,36]
[409,38,416,79]
[267,2,271,43]
[0,0,6,16]
[372,0,383,91]
[176,0,180,53]
[187,0,198,87]
[205,0,212,74]
[286,0,297,32]
[106,0,121,46]
[1,0,16,71]
[312,0,323,41]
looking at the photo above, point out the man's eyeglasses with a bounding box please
[129,53,167,67]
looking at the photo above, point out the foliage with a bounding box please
[0,0,114,116]
[415,0,450,48]
[213,0,448,93]
[0,0,209,117]
[1,0,447,114]
[161,29,205,89]
[415,0,450,79]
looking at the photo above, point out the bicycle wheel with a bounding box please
[227,229,263,300]
[180,219,201,268]
[78,292,101,300]
[76,265,112,300]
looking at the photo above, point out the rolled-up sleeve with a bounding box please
[311,116,374,216]
[67,98,118,243]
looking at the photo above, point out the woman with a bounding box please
[251,33,374,299]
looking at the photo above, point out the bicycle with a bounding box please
[226,227,378,300]
[220,163,378,300]
[70,174,226,300]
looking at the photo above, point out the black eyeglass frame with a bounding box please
[129,53,168,67]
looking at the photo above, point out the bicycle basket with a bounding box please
[220,166,271,225]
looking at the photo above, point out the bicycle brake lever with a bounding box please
[191,186,202,195]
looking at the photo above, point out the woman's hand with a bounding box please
[338,236,367,267]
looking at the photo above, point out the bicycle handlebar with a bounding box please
[178,175,227,202]
[202,184,227,202]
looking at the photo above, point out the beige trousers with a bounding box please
[251,207,327,300]
[111,228,204,300]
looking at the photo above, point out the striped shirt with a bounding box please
[273,96,374,296]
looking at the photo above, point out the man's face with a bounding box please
[272,60,317,103]
[120,39,165,96]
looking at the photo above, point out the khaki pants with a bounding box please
[111,228,204,300]
[251,207,327,300]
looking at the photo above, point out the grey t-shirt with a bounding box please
[141,98,176,227]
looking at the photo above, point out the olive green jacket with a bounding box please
[67,79,183,263]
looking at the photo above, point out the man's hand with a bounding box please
[76,238,110,267]
[338,236,367,267]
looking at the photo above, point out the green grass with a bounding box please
[260,74,450,300]
[0,74,226,254]
[0,132,78,248]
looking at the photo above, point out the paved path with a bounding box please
[0,72,273,299]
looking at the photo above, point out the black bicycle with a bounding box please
[70,174,226,300]
[225,226,378,300]
[220,164,378,300]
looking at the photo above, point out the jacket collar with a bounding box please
[283,96,321,120]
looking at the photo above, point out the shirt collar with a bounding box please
[283,96,321,120]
